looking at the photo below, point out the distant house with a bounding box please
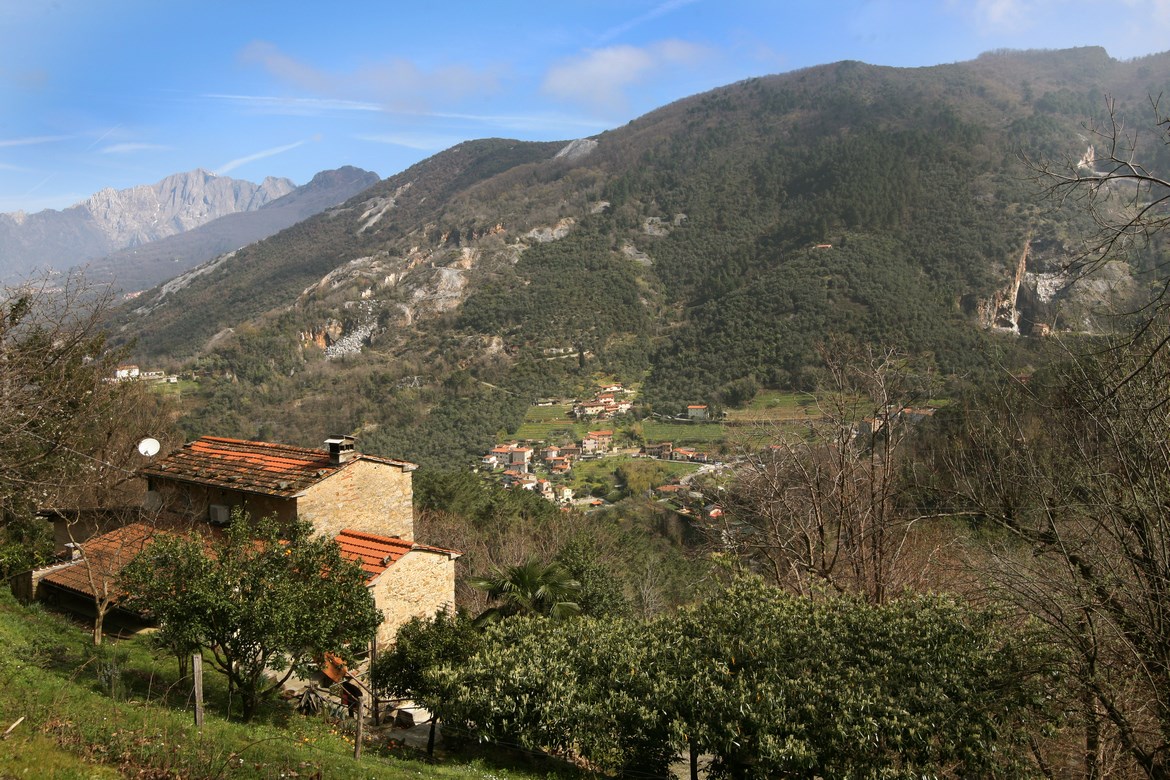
[687,404,709,421]
[588,430,614,451]
[645,442,673,460]
[113,365,140,381]
[510,447,533,468]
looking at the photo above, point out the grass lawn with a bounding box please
[724,390,822,422]
[641,421,728,446]
[513,404,582,442]
[0,590,579,779]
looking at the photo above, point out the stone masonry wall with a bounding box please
[298,459,413,541]
[370,550,456,648]
[150,480,296,525]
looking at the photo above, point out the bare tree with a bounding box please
[1025,96,1170,386]
[1025,96,1170,279]
[718,345,942,604]
[0,272,177,575]
[937,332,1170,779]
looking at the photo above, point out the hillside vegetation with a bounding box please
[110,47,1170,467]
[0,588,577,779]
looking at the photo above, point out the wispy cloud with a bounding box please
[355,133,462,152]
[204,93,382,115]
[237,41,501,112]
[542,40,711,115]
[101,142,171,154]
[395,108,613,134]
[215,140,307,175]
[0,134,72,148]
[595,0,701,44]
[970,0,1032,31]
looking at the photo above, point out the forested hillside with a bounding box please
[111,46,1170,467]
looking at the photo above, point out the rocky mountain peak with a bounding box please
[80,169,295,247]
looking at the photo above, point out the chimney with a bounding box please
[325,435,357,465]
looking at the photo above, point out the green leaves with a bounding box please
[121,511,381,720]
[439,579,1052,778]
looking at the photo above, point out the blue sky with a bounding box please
[2,0,1168,214]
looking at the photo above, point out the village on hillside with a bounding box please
[476,382,723,512]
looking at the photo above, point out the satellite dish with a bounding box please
[137,437,161,458]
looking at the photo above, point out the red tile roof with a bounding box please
[335,529,413,579]
[335,528,460,581]
[139,436,414,498]
[40,522,177,600]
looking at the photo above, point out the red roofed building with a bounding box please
[334,529,459,647]
[30,521,173,612]
[140,435,417,541]
[17,435,460,649]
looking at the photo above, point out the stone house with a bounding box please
[16,435,458,649]
[335,529,459,648]
[139,435,415,540]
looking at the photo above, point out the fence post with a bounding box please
[354,695,364,761]
[193,654,204,728]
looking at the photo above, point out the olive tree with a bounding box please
[122,511,381,721]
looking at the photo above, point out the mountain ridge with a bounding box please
[0,169,296,283]
[109,47,1170,465]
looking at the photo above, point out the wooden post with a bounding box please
[193,653,204,728]
[353,694,364,761]
[370,638,381,725]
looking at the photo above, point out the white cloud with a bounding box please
[596,0,702,44]
[205,93,382,116]
[972,0,1031,31]
[0,134,72,148]
[542,41,710,115]
[100,142,170,154]
[214,140,307,175]
[355,133,462,152]
[237,41,501,112]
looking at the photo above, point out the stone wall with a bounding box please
[298,459,413,540]
[370,549,456,648]
[149,480,296,525]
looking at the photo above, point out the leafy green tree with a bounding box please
[122,511,381,721]
[441,615,680,777]
[666,578,1052,779]
[442,579,1053,778]
[468,556,582,624]
[554,538,630,618]
[370,608,480,754]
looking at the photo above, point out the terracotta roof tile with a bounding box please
[139,436,415,498]
[40,522,176,600]
[335,529,460,581]
[335,529,413,580]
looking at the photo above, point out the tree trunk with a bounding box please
[92,608,104,646]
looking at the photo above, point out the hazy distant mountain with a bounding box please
[0,169,296,283]
[87,166,381,292]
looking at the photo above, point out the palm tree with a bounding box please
[469,557,582,625]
